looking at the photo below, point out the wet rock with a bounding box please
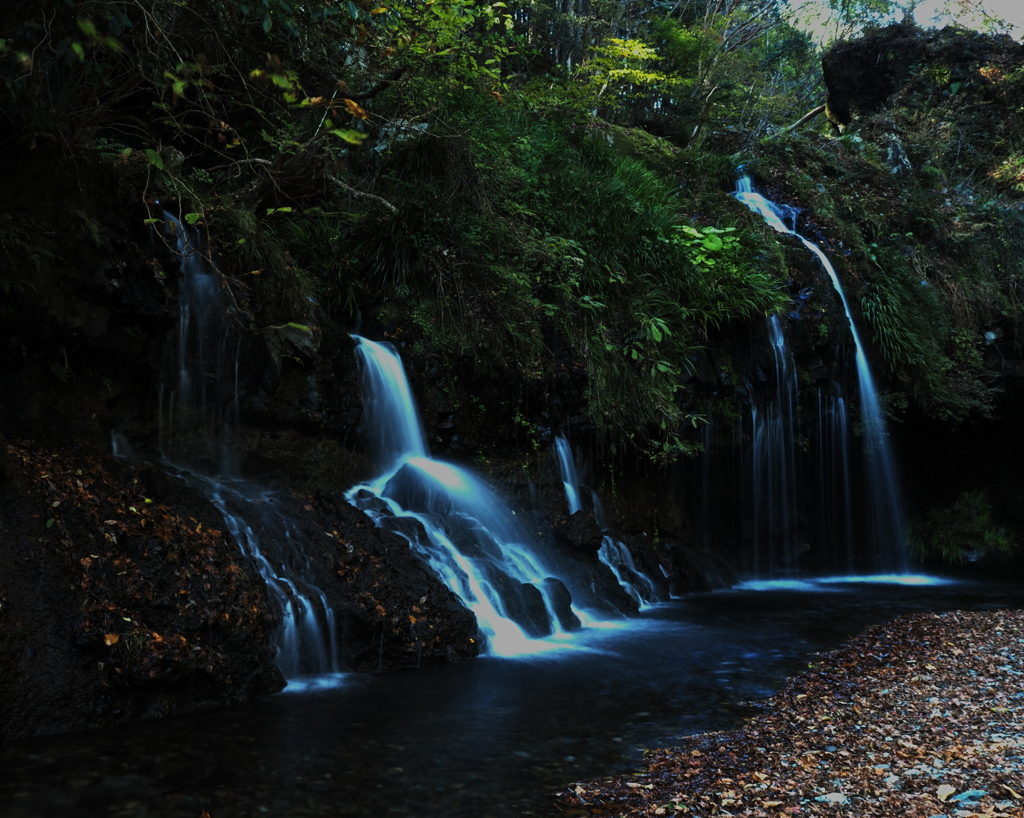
[519,582,553,638]
[543,577,581,631]
[380,462,457,517]
[553,510,602,552]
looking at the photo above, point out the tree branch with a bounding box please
[784,104,826,133]
[325,173,399,215]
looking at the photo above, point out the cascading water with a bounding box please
[733,175,907,573]
[552,433,661,606]
[748,315,801,575]
[346,337,589,656]
[815,386,855,572]
[159,213,339,681]
[595,537,660,607]
[554,434,583,515]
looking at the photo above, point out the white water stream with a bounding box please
[347,337,602,657]
[733,175,907,572]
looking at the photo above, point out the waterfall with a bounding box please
[553,433,661,606]
[158,212,240,475]
[815,387,855,573]
[596,536,660,608]
[159,214,339,682]
[733,175,907,573]
[346,337,589,657]
[749,316,801,575]
[554,434,583,515]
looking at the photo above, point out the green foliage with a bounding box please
[911,489,1015,564]
[271,208,363,316]
[576,37,674,118]
[861,241,946,381]
[361,94,788,459]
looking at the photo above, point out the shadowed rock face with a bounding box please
[0,440,479,742]
[0,441,283,743]
[822,23,1024,131]
[822,22,928,131]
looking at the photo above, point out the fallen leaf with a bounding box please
[937,783,957,802]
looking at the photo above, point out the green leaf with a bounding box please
[70,41,85,61]
[77,18,98,38]
[329,128,367,144]
[262,14,273,33]
[46,518,55,528]
[184,212,202,225]
[143,149,164,170]
[347,1,360,18]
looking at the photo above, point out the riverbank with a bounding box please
[553,607,1024,817]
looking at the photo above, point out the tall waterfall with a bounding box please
[815,387,855,572]
[159,214,338,681]
[749,315,801,574]
[733,175,907,573]
[346,337,588,657]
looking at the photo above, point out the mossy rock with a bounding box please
[602,124,681,175]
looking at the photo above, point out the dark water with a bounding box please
[3,577,1021,818]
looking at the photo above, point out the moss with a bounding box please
[601,124,681,175]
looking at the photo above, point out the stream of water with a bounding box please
[2,577,1018,818]
[154,213,339,681]
[733,175,907,573]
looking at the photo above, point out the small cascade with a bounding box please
[553,433,661,605]
[748,316,801,575]
[346,337,588,656]
[733,175,907,572]
[211,482,338,678]
[158,214,338,681]
[596,536,660,607]
[553,434,583,515]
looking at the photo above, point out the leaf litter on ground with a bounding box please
[553,608,1024,817]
